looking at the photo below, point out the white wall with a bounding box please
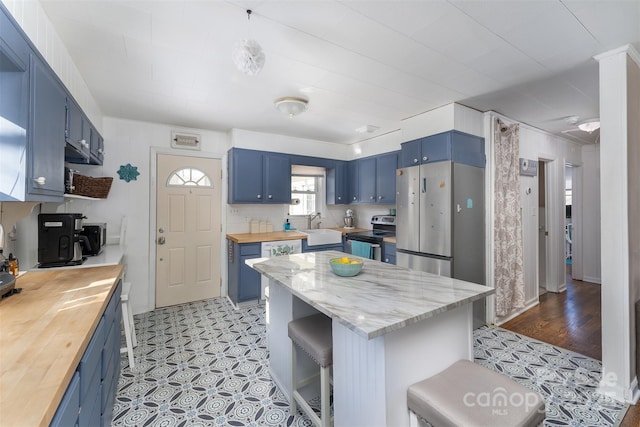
[67,118,229,314]
[580,144,601,283]
[2,0,103,131]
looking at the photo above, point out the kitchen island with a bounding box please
[247,250,493,426]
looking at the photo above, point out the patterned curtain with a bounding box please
[494,118,525,316]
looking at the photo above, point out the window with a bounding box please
[289,165,326,216]
[167,167,212,187]
[290,175,318,215]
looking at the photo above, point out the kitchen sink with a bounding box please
[301,229,343,246]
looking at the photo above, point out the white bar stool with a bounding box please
[120,281,137,368]
[288,313,333,427]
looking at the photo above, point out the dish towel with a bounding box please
[351,241,373,259]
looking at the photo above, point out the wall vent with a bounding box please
[171,131,201,150]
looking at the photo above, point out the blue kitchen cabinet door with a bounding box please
[238,243,261,302]
[28,53,65,200]
[326,161,348,205]
[375,152,398,204]
[400,139,422,168]
[420,132,451,163]
[89,127,104,165]
[347,160,359,203]
[65,97,91,164]
[383,242,396,264]
[227,241,262,304]
[358,157,377,204]
[264,152,291,203]
[50,372,80,427]
[229,149,264,203]
[0,8,30,201]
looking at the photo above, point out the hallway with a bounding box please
[501,271,640,426]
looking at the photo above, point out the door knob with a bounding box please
[158,236,166,245]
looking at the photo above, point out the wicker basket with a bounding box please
[71,173,113,199]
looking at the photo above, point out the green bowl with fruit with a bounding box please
[329,257,364,277]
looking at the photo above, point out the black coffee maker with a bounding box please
[38,213,87,267]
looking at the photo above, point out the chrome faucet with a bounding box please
[308,212,321,229]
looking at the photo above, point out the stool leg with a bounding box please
[409,410,420,427]
[320,365,331,427]
[291,343,298,415]
[121,301,135,369]
[128,301,137,347]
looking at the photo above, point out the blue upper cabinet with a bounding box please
[349,152,398,205]
[375,152,398,204]
[65,97,91,164]
[228,148,291,204]
[1,4,103,201]
[400,131,485,168]
[28,53,66,199]
[326,160,348,205]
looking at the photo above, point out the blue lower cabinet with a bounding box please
[78,368,101,427]
[50,372,80,427]
[51,279,122,427]
[301,240,344,253]
[383,242,396,264]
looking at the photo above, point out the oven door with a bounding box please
[345,238,381,261]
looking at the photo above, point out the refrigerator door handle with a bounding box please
[422,177,426,193]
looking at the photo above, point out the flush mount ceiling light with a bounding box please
[274,97,308,118]
[231,10,265,76]
[355,124,380,134]
[577,119,600,133]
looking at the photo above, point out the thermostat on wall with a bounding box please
[519,158,538,176]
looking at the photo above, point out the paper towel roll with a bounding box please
[290,198,301,205]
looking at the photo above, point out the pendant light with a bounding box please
[231,10,265,76]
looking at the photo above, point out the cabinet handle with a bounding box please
[257,195,262,199]
[337,196,341,200]
[423,156,428,161]
[378,195,383,200]
[413,158,418,163]
[268,195,272,199]
[34,177,46,185]
[98,148,104,154]
[353,196,357,200]
[370,196,375,200]
[80,139,89,149]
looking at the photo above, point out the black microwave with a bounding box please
[79,223,106,256]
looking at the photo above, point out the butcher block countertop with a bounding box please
[226,230,308,243]
[0,265,124,427]
[227,227,372,244]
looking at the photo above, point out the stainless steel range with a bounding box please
[345,215,396,261]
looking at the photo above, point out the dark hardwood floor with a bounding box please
[500,267,640,427]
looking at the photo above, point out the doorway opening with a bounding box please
[538,160,547,295]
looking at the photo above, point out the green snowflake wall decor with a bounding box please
[117,164,140,182]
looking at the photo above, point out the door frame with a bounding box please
[149,148,224,309]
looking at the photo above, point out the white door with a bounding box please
[156,154,221,307]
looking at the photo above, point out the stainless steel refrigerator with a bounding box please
[396,161,486,328]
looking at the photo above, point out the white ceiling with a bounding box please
[39,0,640,145]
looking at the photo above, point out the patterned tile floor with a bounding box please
[112,298,628,427]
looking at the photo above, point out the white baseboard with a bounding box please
[493,299,540,326]
[583,275,602,284]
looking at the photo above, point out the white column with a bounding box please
[595,44,640,403]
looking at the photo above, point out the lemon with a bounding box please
[340,256,350,264]
[350,260,360,264]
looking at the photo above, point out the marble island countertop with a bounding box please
[247,250,493,339]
